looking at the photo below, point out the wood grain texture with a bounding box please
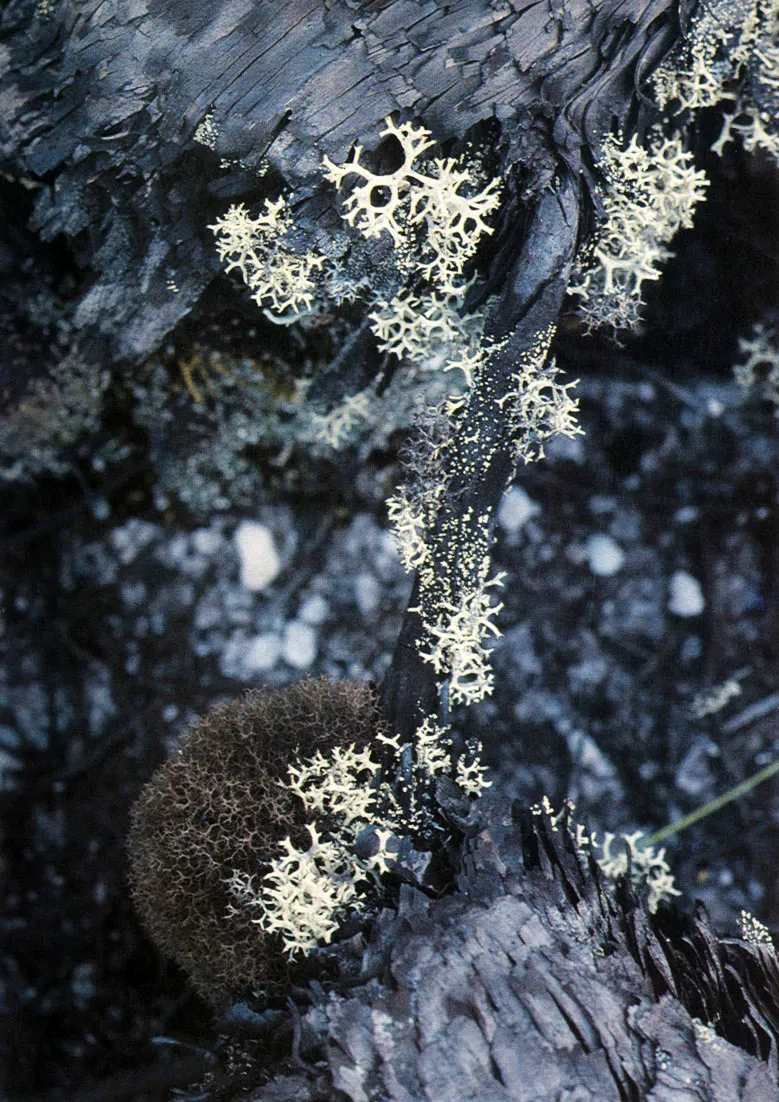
[1,0,691,365]
[246,797,779,1100]
[382,173,581,737]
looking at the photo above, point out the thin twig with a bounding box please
[722,691,779,735]
[645,756,779,847]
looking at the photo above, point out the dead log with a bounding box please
[11,8,776,1099]
[1,0,689,369]
[215,798,779,1101]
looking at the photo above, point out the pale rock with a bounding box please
[282,621,317,669]
[668,570,705,617]
[498,486,540,536]
[234,521,281,591]
[298,593,329,625]
[243,633,282,674]
[585,534,625,576]
[355,573,381,616]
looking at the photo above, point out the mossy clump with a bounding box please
[127,678,385,1006]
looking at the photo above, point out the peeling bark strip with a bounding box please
[1,0,689,366]
[383,175,580,738]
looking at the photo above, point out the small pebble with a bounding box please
[585,534,625,577]
[281,621,317,669]
[243,633,282,673]
[298,594,329,625]
[668,570,705,617]
[234,522,281,591]
[355,573,381,616]
[498,486,539,535]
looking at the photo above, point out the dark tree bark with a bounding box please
[383,174,581,738]
[1,0,689,369]
[229,799,779,1101]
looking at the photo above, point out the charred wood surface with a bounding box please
[244,798,779,1101]
[1,0,690,369]
[382,174,581,738]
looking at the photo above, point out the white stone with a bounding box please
[192,527,224,556]
[585,534,625,576]
[498,486,539,535]
[282,621,317,669]
[668,570,705,617]
[298,594,329,625]
[220,631,281,679]
[234,521,281,591]
[243,633,282,673]
[110,518,161,564]
[355,572,381,615]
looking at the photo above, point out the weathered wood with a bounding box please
[382,174,581,738]
[238,798,779,1100]
[11,8,769,1098]
[1,0,690,369]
